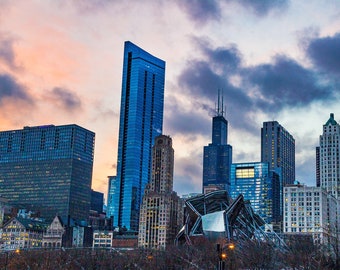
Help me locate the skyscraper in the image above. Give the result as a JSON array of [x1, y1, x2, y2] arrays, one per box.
[[202, 92, 232, 194], [261, 121, 295, 187], [107, 41, 165, 230], [0, 124, 95, 221], [317, 113, 340, 199], [261, 121, 295, 225], [230, 162, 280, 225], [138, 135, 182, 250]]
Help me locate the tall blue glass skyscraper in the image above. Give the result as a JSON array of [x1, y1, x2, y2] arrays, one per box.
[[0, 124, 95, 221], [230, 162, 280, 225], [202, 92, 232, 194], [107, 41, 165, 230]]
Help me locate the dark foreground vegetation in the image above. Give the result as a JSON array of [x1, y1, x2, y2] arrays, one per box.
[[1, 238, 338, 269]]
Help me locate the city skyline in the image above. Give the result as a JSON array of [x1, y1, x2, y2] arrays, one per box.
[[0, 1, 340, 197]]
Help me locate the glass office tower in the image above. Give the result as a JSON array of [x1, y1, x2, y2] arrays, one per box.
[[230, 162, 280, 225], [202, 92, 232, 194], [0, 125, 95, 221], [107, 41, 165, 230]]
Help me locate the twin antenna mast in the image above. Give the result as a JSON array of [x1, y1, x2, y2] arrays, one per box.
[[215, 89, 226, 117]]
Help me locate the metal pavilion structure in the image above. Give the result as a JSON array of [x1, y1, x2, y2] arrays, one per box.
[[175, 190, 287, 251]]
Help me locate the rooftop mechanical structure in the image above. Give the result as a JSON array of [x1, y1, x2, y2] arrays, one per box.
[[175, 190, 286, 251]]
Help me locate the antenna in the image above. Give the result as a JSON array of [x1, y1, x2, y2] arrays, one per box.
[[217, 89, 220, 116], [221, 94, 224, 117]]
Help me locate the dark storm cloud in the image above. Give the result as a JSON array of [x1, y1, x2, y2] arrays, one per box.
[[0, 74, 33, 104], [244, 55, 334, 112], [50, 87, 82, 111], [0, 33, 17, 70], [307, 33, 340, 76]]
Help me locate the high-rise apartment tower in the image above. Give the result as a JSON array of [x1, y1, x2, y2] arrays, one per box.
[[202, 91, 232, 194], [107, 41, 165, 230], [138, 135, 182, 250], [0, 124, 95, 221]]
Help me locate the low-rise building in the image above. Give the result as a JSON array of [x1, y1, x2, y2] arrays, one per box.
[[92, 230, 113, 248], [42, 215, 65, 248], [1, 217, 47, 250], [283, 183, 338, 247]]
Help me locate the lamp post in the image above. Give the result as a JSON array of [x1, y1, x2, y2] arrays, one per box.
[[227, 243, 235, 270], [4, 249, 20, 270], [217, 242, 236, 270], [217, 244, 226, 270]]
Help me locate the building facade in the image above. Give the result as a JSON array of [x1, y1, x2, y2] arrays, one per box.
[[202, 92, 232, 194], [138, 135, 182, 250], [261, 121, 295, 222], [317, 113, 340, 199], [107, 41, 165, 230], [283, 183, 338, 247], [1, 217, 47, 250], [42, 215, 65, 248], [91, 190, 104, 213], [261, 121, 295, 186], [230, 162, 280, 225], [92, 231, 114, 248], [0, 124, 95, 221]]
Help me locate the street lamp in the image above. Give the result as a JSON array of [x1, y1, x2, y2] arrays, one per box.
[[217, 244, 226, 270], [4, 249, 20, 270], [228, 243, 235, 250]]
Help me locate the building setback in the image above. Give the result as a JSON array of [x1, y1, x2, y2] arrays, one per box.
[[317, 113, 340, 199], [0, 124, 95, 221], [202, 92, 232, 194], [138, 135, 183, 250], [107, 41, 165, 231]]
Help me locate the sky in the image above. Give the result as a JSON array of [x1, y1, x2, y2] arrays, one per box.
[[1, 0, 340, 200]]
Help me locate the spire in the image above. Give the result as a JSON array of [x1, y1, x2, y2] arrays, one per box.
[[216, 89, 225, 117], [325, 113, 338, 126]]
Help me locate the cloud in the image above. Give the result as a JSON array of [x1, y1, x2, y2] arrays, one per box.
[[174, 38, 338, 137], [175, 0, 221, 25], [237, 0, 289, 16], [244, 55, 335, 112], [67, 0, 118, 13], [0, 32, 19, 70], [46, 87, 82, 111], [165, 97, 210, 137], [175, 0, 289, 24], [0, 74, 33, 104], [307, 33, 340, 76]]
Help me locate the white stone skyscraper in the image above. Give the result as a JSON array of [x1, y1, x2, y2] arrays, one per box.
[[138, 135, 183, 250], [318, 113, 340, 199]]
